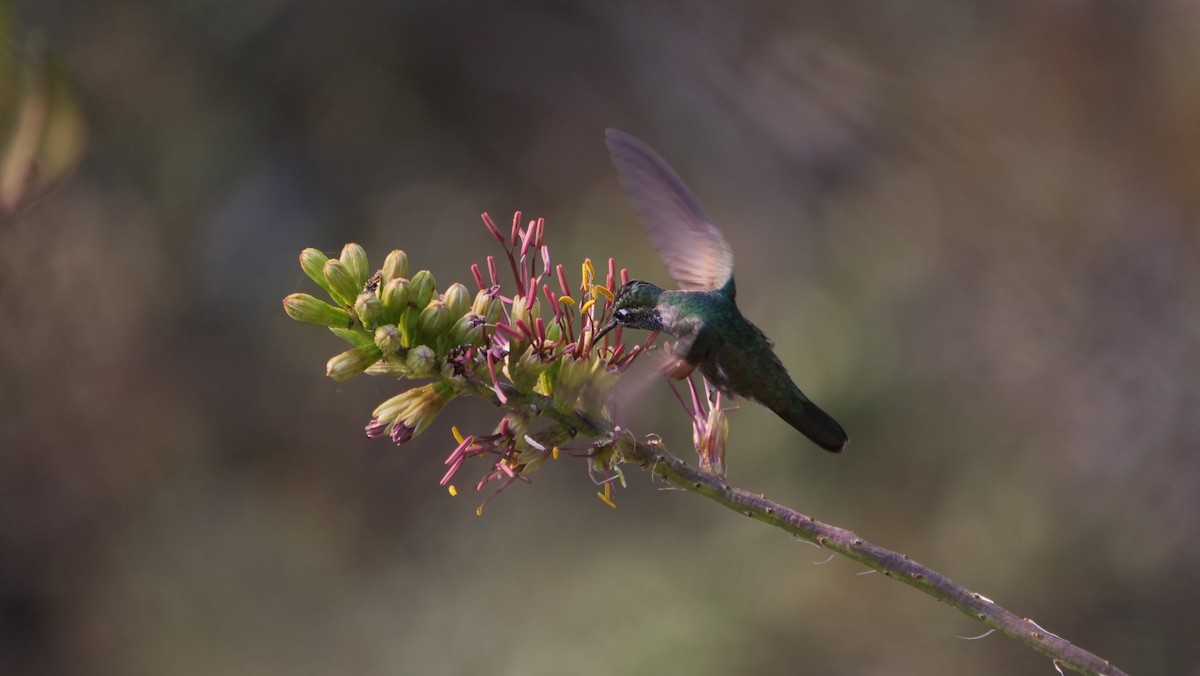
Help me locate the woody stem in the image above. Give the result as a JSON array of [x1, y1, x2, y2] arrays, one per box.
[[494, 386, 1127, 676]]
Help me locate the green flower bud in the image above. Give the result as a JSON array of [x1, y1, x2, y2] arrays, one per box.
[[339, 243, 369, 290], [409, 269, 436, 310], [405, 344, 437, 376], [471, 289, 493, 316], [283, 293, 353, 327], [417, 299, 452, 339], [355, 291, 383, 329], [450, 313, 485, 346], [326, 344, 383, 381], [544, 320, 563, 343], [382, 249, 409, 283], [299, 248, 331, 288], [443, 282, 471, 319], [509, 294, 530, 328], [380, 277, 410, 324], [374, 325, 403, 356], [322, 258, 358, 306], [510, 294, 541, 325], [300, 248, 346, 303], [485, 294, 504, 324]]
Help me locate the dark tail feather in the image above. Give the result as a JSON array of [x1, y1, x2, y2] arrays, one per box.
[[779, 397, 848, 453]]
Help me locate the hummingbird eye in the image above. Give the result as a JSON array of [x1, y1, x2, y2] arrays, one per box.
[[616, 309, 629, 320]]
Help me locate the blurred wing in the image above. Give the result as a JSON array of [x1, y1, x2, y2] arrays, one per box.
[[606, 129, 734, 291]]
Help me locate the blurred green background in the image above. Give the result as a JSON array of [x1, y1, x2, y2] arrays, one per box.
[[3, 2, 1198, 674]]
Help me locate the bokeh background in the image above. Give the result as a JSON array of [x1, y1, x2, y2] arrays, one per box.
[[3, 1, 1199, 674]]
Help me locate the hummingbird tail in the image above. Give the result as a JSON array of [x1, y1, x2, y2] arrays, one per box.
[[779, 397, 848, 453]]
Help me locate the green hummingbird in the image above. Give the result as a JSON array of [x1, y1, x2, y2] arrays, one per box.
[[595, 129, 848, 452]]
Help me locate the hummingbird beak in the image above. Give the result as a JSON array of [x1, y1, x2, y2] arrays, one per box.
[[592, 319, 619, 343]]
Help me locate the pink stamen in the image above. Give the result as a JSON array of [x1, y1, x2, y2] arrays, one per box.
[[471, 263, 485, 290], [486, 350, 507, 403], [445, 435, 475, 465], [440, 456, 466, 485], [556, 264, 570, 297], [494, 323, 523, 341], [686, 376, 704, 422], [481, 212, 505, 243], [520, 221, 536, 258], [515, 319, 534, 340], [542, 285, 561, 322]]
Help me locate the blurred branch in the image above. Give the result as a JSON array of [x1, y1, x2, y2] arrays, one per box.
[[513, 387, 1130, 676], [0, 21, 88, 216]]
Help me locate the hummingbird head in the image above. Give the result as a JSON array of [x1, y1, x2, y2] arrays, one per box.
[[593, 280, 665, 341]]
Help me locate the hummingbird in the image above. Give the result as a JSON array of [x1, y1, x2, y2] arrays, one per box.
[[595, 128, 848, 452]]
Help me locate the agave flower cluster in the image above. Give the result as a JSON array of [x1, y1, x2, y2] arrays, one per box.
[[284, 212, 665, 505]]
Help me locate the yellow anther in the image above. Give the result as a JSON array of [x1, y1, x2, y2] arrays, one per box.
[[591, 285, 613, 302], [581, 258, 595, 289], [448, 485, 458, 497], [596, 482, 616, 509], [451, 426, 465, 445]]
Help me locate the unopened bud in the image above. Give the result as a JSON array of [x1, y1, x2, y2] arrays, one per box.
[[339, 243, 369, 290], [443, 283, 471, 319], [326, 344, 383, 381], [418, 299, 452, 338], [471, 289, 493, 316], [380, 277, 410, 324], [355, 291, 383, 329], [485, 294, 504, 324], [374, 324, 402, 356], [381, 249, 409, 283], [283, 293, 353, 327], [299, 248, 331, 288], [451, 313, 485, 346], [509, 294, 530, 328], [409, 269, 436, 310], [322, 258, 358, 306], [405, 344, 438, 376]]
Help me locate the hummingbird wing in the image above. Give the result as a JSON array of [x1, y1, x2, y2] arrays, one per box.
[[605, 129, 735, 292]]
